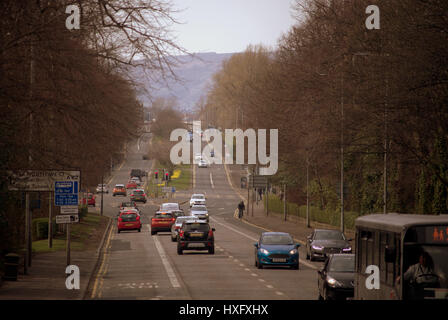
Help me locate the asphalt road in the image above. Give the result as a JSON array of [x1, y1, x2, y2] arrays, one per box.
[[87, 133, 323, 300]]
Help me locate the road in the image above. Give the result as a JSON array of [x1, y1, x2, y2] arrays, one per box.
[[87, 132, 323, 300]]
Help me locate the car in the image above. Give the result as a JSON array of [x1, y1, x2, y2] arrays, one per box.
[[194, 153, 202, 162], [317, 254, 355, 300], [171, 216, 194, 242], [177, 220, 215, 255], [130, 169, 146, 179], [150, 212, 176, 235], [126, 180, 138, 189], [189, 205, 209, 222], [254, 232, 300, 269], [198, 159, 208, 168], [96, 184, 109, 193], [159, 202, 184, 217], [189, 194, 206, 207], [113, 184, 127, 197], [130, 189, 147, 203], [120, 201, 137, 210], [81, 193, 96, 206], [306, 229, 352, 261], [130, 176, 142, 186], [117, 210, 142, 233]]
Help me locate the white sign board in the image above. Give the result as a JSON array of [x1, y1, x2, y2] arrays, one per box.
[[61, 206, 78, 214], [7, 170, 80, 191], [56, 214, 79, 224]]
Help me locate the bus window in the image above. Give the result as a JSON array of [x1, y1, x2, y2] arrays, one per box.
[[380, 232, 387, 282], [386, 233, 395, 286]]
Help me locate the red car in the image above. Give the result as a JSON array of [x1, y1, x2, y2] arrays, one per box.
[[117, 210, 142, 233], [126, 180, 138, 189], [150, 212, 175, 235], [81, 193, 96, 206]]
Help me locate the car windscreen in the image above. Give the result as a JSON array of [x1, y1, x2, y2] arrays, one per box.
[[121, 214, 137, 221], [161, 204, 178, 210], [121, 202, 134, 207], [261, 234, 293, 245], [175, 217, 191, 224], [154, 213, 173, 219], [314, 230, 345, 240], [193, 195, 205, 199], [329, 256, 355, 272], [134, 190, 144, 194], [192, 207, 207, 212], [184, 223, 209, 232]]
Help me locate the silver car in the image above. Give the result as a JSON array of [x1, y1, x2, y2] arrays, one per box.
[[190, 205, 209, 222], [189, 194, 206, 207], [170, 215, 194, 242], [96, 184, 109, 193]]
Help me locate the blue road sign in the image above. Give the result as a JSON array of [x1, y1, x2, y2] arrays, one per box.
[[55, 181, 78, 206]]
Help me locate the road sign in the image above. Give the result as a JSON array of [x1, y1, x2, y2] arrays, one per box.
[[249, 175, 268, 188], [55, 181, 78, 206], [61, 206, 78, 214], [56, 214, 79, 224], [171, 187, 176, 193], [7, 170, 80, 191]]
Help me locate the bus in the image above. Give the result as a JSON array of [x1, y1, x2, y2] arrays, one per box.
[[354, 213, 448, 300]]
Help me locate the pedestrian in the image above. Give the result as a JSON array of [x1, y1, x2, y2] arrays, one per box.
[[258, 188, 263, 201], [238, 201, 245, 219]]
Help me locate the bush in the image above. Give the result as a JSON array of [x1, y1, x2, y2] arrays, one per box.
[[32, 218, 56, 240]]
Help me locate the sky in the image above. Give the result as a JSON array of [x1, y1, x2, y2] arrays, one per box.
[[170, 0, 297, 54]]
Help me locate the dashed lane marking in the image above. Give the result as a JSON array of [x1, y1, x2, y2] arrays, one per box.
[[151, 226, 181, 288]]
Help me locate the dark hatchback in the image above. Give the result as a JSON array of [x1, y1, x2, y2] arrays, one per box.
[[318, 254, 355, 300], [177, 220, 215, 255], [306, 229, 352, 261]]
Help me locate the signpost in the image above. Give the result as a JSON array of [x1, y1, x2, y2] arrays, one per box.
[[56, 215, 79, 224], [6, 170, 80, 272]]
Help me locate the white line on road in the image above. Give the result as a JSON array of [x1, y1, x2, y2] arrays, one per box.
[[151, 228, 181, 288], [210, 172, 214, 189]]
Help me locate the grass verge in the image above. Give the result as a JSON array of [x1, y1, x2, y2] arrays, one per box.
[[32, 212, 109, 254]]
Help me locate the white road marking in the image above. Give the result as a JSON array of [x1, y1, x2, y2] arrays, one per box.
[[258, 279, 265, 282], [151, 227, 181, 288], [266, 284, 274, 289], [250, 273, 258, 277], [209, 216, 318, 270], [210, 172, 214, 189], [276, 291, 284, 296]]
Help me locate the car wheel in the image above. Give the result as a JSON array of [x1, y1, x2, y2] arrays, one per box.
[[151, 230, 156, 235], [118, 230, 121, 233], [177, 246, 183, 255], [306, 250, 310, 260], [318, 293, 324, 301], [255, 259, 258, 267], [291, 263, 299, 270], [257, 260, 263, 269], [310, 252, 315, 262], [138, 228, 141, 232], [171, 236, 176, 242], [208, 246, 215, 254]]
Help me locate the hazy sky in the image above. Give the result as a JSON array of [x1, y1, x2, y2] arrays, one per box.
[[171, 0, 297, 54]]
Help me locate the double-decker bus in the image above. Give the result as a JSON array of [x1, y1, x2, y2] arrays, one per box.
[[355, 213, 448, 300]]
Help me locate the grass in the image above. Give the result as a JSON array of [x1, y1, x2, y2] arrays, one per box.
[[265, 193, 360, 231], [32, 212, 108, 254], [146, 162, 192, 197]]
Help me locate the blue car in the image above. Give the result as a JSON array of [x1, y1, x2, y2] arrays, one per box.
[[254, 232, 300, 269]]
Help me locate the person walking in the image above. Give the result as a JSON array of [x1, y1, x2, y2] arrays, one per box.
[[238, 201, 245, 219]]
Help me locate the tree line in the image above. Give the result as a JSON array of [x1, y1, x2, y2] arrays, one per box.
[[0, 0, 183, 253], [200, 0, 448, 216]]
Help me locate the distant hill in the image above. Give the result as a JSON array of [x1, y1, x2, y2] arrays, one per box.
[[132, 52, 235, 111]]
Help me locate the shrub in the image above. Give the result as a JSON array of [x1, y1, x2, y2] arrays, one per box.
[[32, 217, 56, 240]]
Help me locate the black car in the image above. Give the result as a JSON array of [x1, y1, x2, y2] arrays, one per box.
[[306, 229, 352, 261], [177, 220, 215, 255], [318, 254, 355, 300]]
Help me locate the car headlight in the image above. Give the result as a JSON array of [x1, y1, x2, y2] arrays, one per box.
[[327, 276, 341, 288], [289, 248, 298, 255], [342, 247, 352, 252], [312, 245, 323, 250], [259, 248, 269, 255]]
